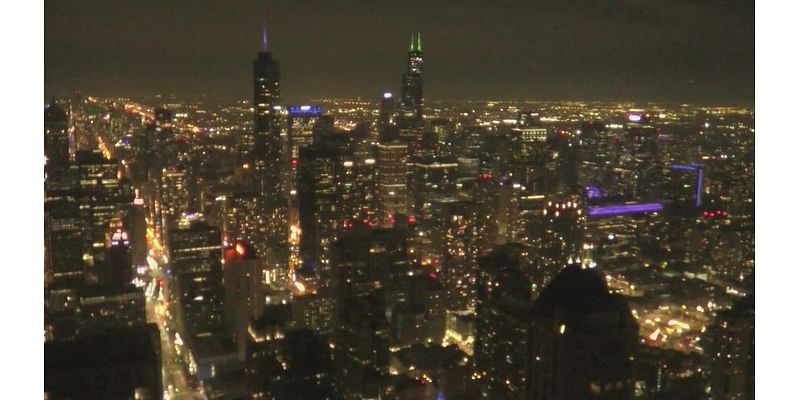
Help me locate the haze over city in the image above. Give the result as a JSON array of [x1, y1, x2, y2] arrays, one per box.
[[42, 1, 756, 399], [45, 0, 753, 105]]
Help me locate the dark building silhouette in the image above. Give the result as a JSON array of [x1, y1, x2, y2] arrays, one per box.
[[223, 240, 265, 361], [247, 322, 339, 400], [45, 100, 70, 169], [250, 30, 282, 198], [45, 193, 84, 287], [298, 119, 351, 267], [45, 324, 161, 400], [379, 91, 397, 135], [708, 297, 754, 400], [400, 32, 424, 128], [330, 226, 416, 399], [475, 246, 638, 399], [474, 245, 540, 399], [245, 303, 294, 398], [528, 264, 639, 400], [168, 220, 225, 338]]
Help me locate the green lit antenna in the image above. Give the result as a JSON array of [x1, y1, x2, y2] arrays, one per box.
[[410, 33, 414, 51], [417, 32, 422, 51]]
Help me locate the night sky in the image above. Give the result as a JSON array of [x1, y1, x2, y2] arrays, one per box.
[[45, 0, 753, 105]]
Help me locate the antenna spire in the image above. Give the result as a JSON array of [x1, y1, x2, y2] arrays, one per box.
[[262, 22, 268, 51], [417, 32, 422, 51]]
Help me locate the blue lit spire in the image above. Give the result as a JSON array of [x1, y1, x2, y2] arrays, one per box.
[[262, 22, 268, 51]]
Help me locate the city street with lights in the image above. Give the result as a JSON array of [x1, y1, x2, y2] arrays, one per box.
[[145, 219, 205, 400]]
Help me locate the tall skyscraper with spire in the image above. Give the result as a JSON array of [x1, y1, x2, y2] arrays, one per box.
[[400, 32, 424, 127], [249, 25, 282, 196], [249, 26, 289, 264]]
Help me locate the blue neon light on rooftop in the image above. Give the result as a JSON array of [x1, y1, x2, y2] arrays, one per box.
[[288, 105, 322, 116], [587, 202, 663, 218], [585, 186, 604, 199], [671, 163, 704, 207]]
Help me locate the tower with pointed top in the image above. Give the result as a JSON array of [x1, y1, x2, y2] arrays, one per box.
[[250, 26, 282, 193], [400, 32, 424, 127], [248, 27, 281, 174], [249, 27, 288, 253]]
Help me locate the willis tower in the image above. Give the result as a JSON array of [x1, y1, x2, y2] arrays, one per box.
[[399, 32, 424, 128]]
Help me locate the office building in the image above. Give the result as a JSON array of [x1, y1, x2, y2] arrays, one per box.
[[223, 241, 265, 360], [528, 264, 639, 399], [376, 141, 410, 224], [399, 32, 424, 127], [708, 297, 754, 400], [45, 100, 70, 170], [45, 193, 84, 286], [45, 324, 161, 400], [168, 220, 225, 337], [474, 246, 638, 399]]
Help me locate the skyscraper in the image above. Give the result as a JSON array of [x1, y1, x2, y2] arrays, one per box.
[[399, 32, 424, 128], [250, 28, 282, 201], [72, 150, 133, 274], [168, 220, 225, 338], [474, 247, 639, 399], [376, 141, 410, 224], [45, 100, 70, 170], [45, 324, 162, 400], [223, 241, 265, 361], [45, 194, 84, 287], [528, 265, 639, 399], [708, 297, 754, 400]]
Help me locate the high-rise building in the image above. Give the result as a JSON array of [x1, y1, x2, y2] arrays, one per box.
[[379, 92, 397, 135], [376, 141, 409, 224], [329, 225, 420, 398], [126, 198, 148, 267], [334, 290, 390, 400], [247, 30, 290, 281], [287, 105, 323, 160], [45, 100, 70, 169], [297, 123, 351, 268], [72, 150, 133, 273], [154, 107, 174, 164], [45, 324, 162, 400], [223, 241, 265, 361], [45, 193, 84, 287], [168, 220, 225, 337], [708, 297, 754, 400], [250, 29, 282, 201], [246, 324, 338, 400], [100, 226, 133, 288], [474, 247, 638, 399], [528, 264, 639, 399], [431, 198, 480, 312], [400, 32, 424, 127], [159, 166, 189, 227], [244, 303, 293, 398]]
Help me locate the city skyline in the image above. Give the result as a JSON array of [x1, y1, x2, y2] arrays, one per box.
[[42, 2, 756, 399], [45, 0, 753, 105]]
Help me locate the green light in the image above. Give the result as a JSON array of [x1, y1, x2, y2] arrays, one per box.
[[417, 32, 422, 51], [410, 33, 414, 51]]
